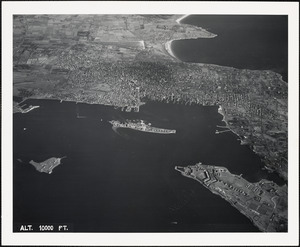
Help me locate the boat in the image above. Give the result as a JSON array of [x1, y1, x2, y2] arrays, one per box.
[[109, 119, 176, 134]]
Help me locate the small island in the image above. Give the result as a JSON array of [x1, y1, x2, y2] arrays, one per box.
[[29, 156, 66, 174], [109, 119, 176, 134], [175, 162, 287, 232]]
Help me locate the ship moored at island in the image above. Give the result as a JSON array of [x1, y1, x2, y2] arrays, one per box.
[[109, 120, 176, 134]]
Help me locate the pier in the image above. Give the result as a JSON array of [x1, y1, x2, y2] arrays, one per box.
[[14, 104, 40, 114], [215, 129, 231, 134]]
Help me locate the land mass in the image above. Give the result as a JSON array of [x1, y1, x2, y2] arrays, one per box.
[[13, 15, 287, 182], [109, 119, 176, 134], [29, 156, 66, 174], [175, 162, 287, 232]]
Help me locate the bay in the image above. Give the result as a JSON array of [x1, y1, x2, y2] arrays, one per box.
[[13, 99, 282, 232], [172, 15, 288, 82]]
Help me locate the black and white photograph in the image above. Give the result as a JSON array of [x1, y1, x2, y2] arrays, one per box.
[[2, 1, 299, 246]]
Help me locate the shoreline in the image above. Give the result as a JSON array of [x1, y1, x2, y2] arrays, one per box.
[[164, 14, 217, 63], [174, 15, 286, 82], [174, 166, 261, 231], [217, 105, 243, 140], [164, 40, 180, 61], [175, 164, 287, 232], [176, 14, 190, 24]]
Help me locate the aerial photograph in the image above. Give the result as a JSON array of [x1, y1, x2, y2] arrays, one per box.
[[13, 14, 288, 233]]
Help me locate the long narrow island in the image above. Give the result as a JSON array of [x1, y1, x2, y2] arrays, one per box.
[[175, 162, 287, 232], [29, 156, 66, 174], [109, 120, 176, 134]]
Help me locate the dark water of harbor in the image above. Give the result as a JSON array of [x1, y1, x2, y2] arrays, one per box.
[[13, 99, 284, 232], [172, 15, 288, 82]]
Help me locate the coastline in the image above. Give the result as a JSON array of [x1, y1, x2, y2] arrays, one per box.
[[175, 165, 287, 232], [164, 14, 217, 62], [217, 105, 243, 139], [176, 14, 190, 24], [164, 41, 180, 61], [174, 166, 260, 231], [174, 15, 286, 83]]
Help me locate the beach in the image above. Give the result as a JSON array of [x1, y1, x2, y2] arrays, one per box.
[[176, 14, 189, 24], [164, 41, 179, 61]]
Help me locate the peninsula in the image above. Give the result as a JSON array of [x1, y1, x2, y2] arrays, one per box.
[[175, 162, 287, 232], [29, 156, 66, 174]]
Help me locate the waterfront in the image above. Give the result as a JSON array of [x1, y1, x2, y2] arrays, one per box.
[[13, 99, 284, 232], [172, 15, 288, 82]]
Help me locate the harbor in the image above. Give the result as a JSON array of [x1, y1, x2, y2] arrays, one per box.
[[14, 98, 280, 232]]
